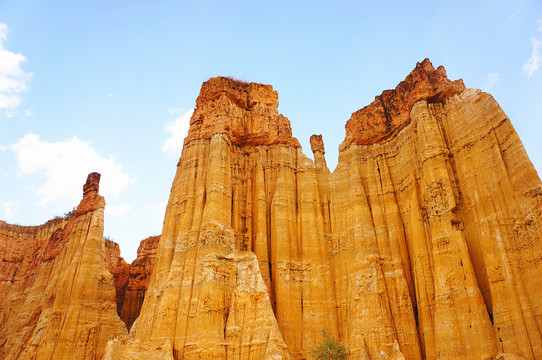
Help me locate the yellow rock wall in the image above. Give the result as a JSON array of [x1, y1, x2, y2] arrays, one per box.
[[0, 173, 127, 360], [2, 60, 541, 360], [117, 65, 541, 360]]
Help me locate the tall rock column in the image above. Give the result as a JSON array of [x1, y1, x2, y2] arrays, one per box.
[[412, 101, 498, 359], [112, 78, 293, 360], [20, 173, 127, 360], [433, 89, 542, 359], [0, 173, 127, 360]]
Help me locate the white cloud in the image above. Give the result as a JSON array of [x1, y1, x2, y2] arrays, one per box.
[[107, 93, 114, 99], [162, 108, 193, 157], [106, 202, 132, 219], [23, 107, 34, 117], [537, 18, 542, 32], [149, 199, 168, 218], [11, 134, 135, 207], [0, 144, 7, 150], [523, 37, 542, 76], [3, 200, 19, 219], [168, 107, 185, 115], [0, 23, 32, 117], [485, 73, 500, 91]]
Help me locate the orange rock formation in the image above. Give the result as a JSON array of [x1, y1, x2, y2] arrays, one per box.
[[105, 60, 542, 360], [0, 173, 127, 360], [1, 60, 541, 360], [118, 235, 159, 329]]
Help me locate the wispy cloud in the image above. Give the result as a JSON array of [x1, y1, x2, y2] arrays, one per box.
[[0, 23, 32, 117], [3, 200, 19, 219], [106, 202, 132, 219], [23, 107, 34, 117], [162, 108, 193, 157], [149, 200, 167, 218], [537, 18, 542, 32], [485, 73, 500, 91], [168, 107, 185, 115], [106, 93, 114, 99], [523, 37, 542, 76], [508, 0, 525, 20], [11, 134, 136, 208]]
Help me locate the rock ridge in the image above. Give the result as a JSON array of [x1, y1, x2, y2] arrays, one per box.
[[185, 76, 301, 148], [0, 173, 127, 360], [341, 58, 466, 149]]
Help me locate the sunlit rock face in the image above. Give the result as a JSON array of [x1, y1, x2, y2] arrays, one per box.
[[107, 61, 542, 360], [2, 60, 541, 360], [0, 173, 127, 360]]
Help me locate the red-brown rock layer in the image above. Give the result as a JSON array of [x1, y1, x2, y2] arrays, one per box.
[[341, 58, 465, 149], [185, 76, 300, 148], [119, 235, 159, 329], [102, 235, 159, 330], [103, 238, 130, 316], [102, 235, 160, 330]]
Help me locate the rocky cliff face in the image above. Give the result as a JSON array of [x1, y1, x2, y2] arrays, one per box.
[[103, 237, 130, 317], [106, 61, 542, 360], [0, 173, 127, 360], [117, 235, 159, 329], [1, 60, 541, 360], [102, 235, 159, 330]]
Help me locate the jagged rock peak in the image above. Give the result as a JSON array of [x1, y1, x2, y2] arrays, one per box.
[[341, 58, 466, 149], [310, 134, 325, 154], [83, 172, 101, 197], [74, 172, 105, 216], [184, 76, 301, 148]]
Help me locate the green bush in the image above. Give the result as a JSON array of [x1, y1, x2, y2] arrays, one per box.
[[310, 330, 349, 360]]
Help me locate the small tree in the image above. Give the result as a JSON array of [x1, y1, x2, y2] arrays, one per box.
[[310, 330, 349, 360]]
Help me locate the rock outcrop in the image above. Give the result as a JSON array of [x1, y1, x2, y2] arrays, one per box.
[[110, 62, 541, 360], [0, 173, 127, 360], [103, 238, 130, 317], [1, 60, 541, 360], [117, 235, 159, 329], [102, 235, 159, 330]]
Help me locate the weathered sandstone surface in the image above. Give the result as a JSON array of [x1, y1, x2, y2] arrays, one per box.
[[1, 59, 541, 360], [107, 60, 542, 360], [0, 173, 127, 359], [102, 235, 159, 330], [117, 235, 159, 329], [103, 237, 130, 316]]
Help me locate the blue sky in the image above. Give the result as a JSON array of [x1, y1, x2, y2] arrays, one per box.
[[1, 0, 541, 262]]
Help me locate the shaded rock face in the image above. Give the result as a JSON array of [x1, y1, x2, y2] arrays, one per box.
[[101, 235, 160, 331], [102, 235, 159, 330], [0, 173, 127, 360], [122, 236, 160, 329], [102, 238, 130, 317], [108, 60, 542, 360]]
